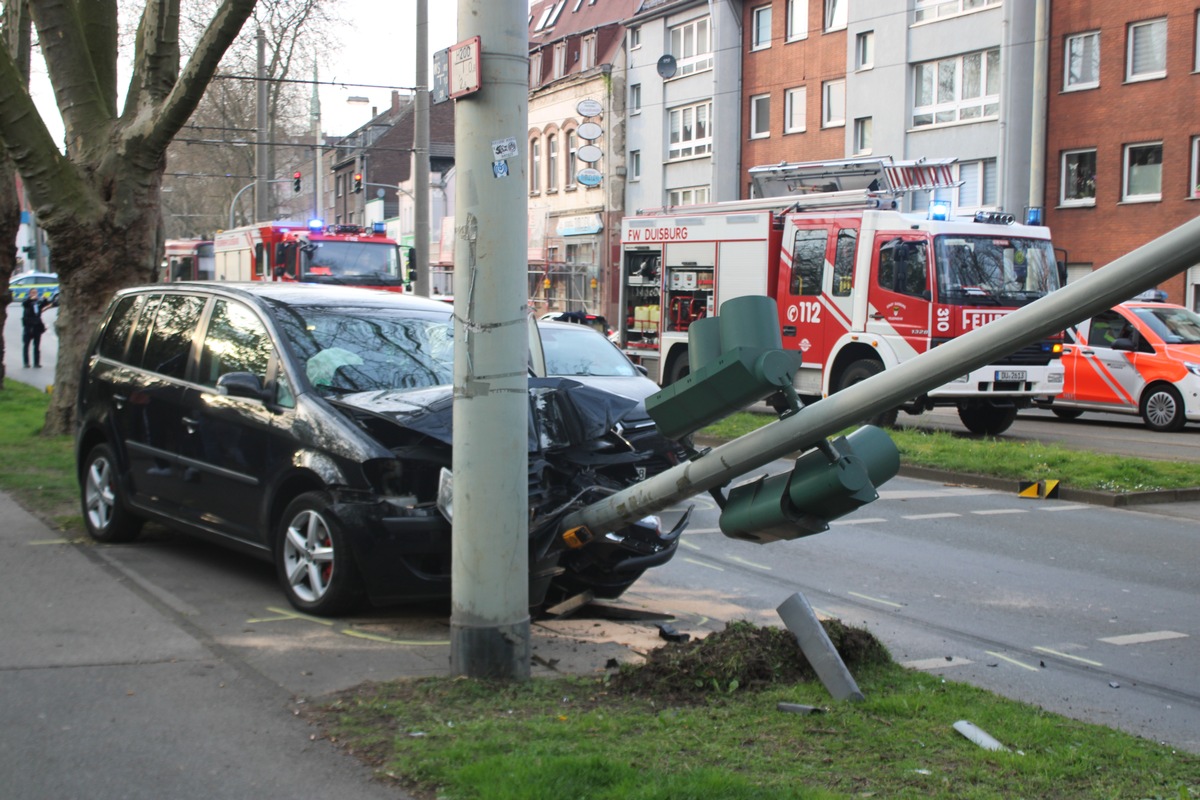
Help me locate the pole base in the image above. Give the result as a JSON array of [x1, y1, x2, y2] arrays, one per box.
[[449, 617, 532, 680]]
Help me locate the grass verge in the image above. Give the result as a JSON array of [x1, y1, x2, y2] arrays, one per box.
[[0, 380, 79, 529], [698, 412, 1200, 493]]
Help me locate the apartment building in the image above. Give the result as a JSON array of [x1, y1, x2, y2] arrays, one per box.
[[1045, 1, 1199, 307]]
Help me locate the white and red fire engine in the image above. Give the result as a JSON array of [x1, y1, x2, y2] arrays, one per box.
[[161, 239, 214, 282], [213, 220, 406, 292], [618, 157, 1066, 435]]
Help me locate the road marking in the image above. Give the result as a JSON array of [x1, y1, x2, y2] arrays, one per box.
[[682, 557, 724, 571], [901, 512, 961, 520], [342, 629, 449, 646], [904, 656, 974, 670], [1034, 646, 1103, 666], [1099, 630, 1189, 646], [848, 591, 903, 608], [679, 538, 702, 551], [971, 508, 1028, 516], [683, 527, 721, 535], [830, 517, 887, 526], [1037, 505, 1080, 512], [985, 650, 1040, 672], [246, 606, 335, 626], [728, 555, 771, 571], [28, 538, 73, 545]]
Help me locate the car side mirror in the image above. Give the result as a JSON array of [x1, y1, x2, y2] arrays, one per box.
[[216, 371, 271, 401]]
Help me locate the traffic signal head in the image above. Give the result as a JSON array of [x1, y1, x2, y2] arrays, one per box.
[[645, 295, 802, 441], [353, 173, 363, 192], [292, 171, 302, 192], [718, 425, 900, 544]]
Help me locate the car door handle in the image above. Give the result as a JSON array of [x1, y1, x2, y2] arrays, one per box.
[[182, 416, 199, 434], [112, 393, 127, 410]]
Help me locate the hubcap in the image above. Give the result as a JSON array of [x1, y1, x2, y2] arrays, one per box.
[[283, 509, 335, 603], [1145, 393, 1177, 428], [85, 457, 115, 531]]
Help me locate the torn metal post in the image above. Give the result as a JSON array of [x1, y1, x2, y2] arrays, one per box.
[[777, 592, 865, 702]]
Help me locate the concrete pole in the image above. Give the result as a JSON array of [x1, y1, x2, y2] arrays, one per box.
[[561, 215, 1200, 537], [312, 63, 323, 221], [450, 0, 531, 680], [255, 29, 269, 222], [1028, 0, 1049, 215], [414, 0, 432, 296]]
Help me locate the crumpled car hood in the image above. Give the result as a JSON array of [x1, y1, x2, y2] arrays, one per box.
[[328, 377, 641, 453]]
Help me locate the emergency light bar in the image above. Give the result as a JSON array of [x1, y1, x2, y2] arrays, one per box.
[[973, 210, 1016, 226], [308, 218, 324, 231], [927, 200, 952, 221]]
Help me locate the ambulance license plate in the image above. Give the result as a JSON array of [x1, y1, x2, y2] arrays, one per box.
[[995, 370, 1026, 382]]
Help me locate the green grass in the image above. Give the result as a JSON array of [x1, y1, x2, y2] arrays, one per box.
[[698, 412, 1200, 493], [314, 662, 1199, 800], [0, 380, 80, 529]]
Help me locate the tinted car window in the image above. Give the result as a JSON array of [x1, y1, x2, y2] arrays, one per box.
[[98, 295, 144, 361], [141, 294, 205, 379], [198, 299, 273, 387]]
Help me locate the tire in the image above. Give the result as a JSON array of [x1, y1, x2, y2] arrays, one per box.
[[958, 404, 1018, 436], [1140, 384, 1186, 432], [275, 491, 364, 616], [81, 443, 144, 543], [836, 359, 899, 427], [664, 351, 690, 385], [1051, 408, 1084, 421]]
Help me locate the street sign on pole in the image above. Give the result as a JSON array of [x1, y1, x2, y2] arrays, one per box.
[[450, 36, 482, 99]]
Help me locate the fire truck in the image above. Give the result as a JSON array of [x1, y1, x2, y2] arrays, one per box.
[[212, 220, 406, 292], [618, 157, 1066, 435], [161, 239, 214, 282]]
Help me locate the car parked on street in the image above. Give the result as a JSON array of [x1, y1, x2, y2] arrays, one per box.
[[8, 271, 59, 304], [1035, 298, 1200, 431], [76, 283, 686, 616]]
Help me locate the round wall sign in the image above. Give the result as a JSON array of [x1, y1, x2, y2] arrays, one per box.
[[576, 168, 603, 187], [577, 144, 603, 163], [577, 121, 603, 141], [576, 98, 603, 117]]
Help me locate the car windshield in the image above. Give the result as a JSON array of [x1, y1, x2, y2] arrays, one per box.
[[541, 324, 640, 377], [300, 241, 401, 282], [934, 235, 1061, 306], [1133, 306, 1200, 345], [269, 304, 454, 394]]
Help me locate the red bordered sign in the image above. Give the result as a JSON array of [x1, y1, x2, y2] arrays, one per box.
[[450, 36, 481, 99]]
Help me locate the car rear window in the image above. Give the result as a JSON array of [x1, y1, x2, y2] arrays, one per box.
[[98, 295, 144, 361], [141, 294, 206, 379]]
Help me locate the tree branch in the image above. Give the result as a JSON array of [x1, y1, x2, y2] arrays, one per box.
[[27, 0, 111, 156]]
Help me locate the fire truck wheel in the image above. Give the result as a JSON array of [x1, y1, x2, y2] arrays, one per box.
[[958, 404, 1018, 436], [837, 359, 899, 427], [665, 352, 691, 385], [1140, 384, 1186, 432]]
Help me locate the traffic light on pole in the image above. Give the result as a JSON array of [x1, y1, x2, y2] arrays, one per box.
[[293, 171, 302, 192], [353, 173, 363, 193]]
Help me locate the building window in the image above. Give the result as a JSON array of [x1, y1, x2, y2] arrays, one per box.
[[630, 83, 642, 114], [668, 100, 712, 159], [530, 51, 543, 87], [1061, 149, 1097, 206], [1123, 142, 1162, 202], [529, 137, 541, 194], [853, 117, 872, 154], [581, 35, 597, 70], [335, 174, 344, 197], [547, 134, 558, 192], [856, 31, 875, 70], [566, 130, 578, 186], [822, 79, 845, 128], [1127, 18, 1166, 81], [824, 0, 847, 31], [1195, 13, 1200, 72], [786, 0, 807, 41], [553, 42, 567, 79], [1192, 137, 1200, 198], [750, 93, 770, 138], [670, 17, 713, 76], [913, 48, 1000, 127], [956, 158, 997, 210], [630, 26, 641, 49], [751, 5, 772, 51], [915, 0, 999, 23], [1065, 31, 1100, 90], [630, 149, 641, 181], [784, 86, 807, 133], [668, 186, 710, 206]]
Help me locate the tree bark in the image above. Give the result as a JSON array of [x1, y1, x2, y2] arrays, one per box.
[[0, 0, 255, 433]]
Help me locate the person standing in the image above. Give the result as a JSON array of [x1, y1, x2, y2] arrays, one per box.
[[21, 288, 49, 368]]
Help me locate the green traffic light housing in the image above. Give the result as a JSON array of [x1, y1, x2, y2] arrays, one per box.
[[718, 425, 900, 544], [646, 295, 803, 441]]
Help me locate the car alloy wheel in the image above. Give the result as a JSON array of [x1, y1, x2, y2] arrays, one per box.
[[276, 491, 363, 615]]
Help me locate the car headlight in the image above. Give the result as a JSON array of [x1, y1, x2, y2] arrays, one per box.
[[1185, 362, 1200, 377]]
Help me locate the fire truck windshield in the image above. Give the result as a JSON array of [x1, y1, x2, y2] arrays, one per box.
[[934, 235, 1061, 307], [300, 241, 402, 284]]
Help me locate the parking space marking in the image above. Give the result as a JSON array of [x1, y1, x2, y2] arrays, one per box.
[[971, 508, 1028, 516], [848, 591, 903, 608], [246, 606, 335, 626], [901, 512, 961, 520], [1034, 646, 1103, 667], [1037, 505, 1080, 512], [985, 650, 1040, 672], [342, 629, 449, 647], [679, 538, 703, 551], [1099, 630, 1188, 646], [683, 557, 724, 571], [903, 656, 974, 670], [830, 517, 887, 526], [728, 555, 771, 571]]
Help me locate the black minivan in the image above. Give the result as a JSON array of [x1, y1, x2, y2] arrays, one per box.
[[76, 283, 684, 615]]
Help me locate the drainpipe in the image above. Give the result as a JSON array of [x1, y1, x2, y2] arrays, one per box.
[[1028, 0, 1049, 220]]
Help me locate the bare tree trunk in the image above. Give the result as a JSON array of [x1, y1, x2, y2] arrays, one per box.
[[0, 0, 32, 392]]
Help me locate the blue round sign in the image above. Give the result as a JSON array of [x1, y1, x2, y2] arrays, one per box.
[[576, 168, 602, 187]]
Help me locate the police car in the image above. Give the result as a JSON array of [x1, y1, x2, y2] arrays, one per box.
[[9, 272, 60, 304]]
